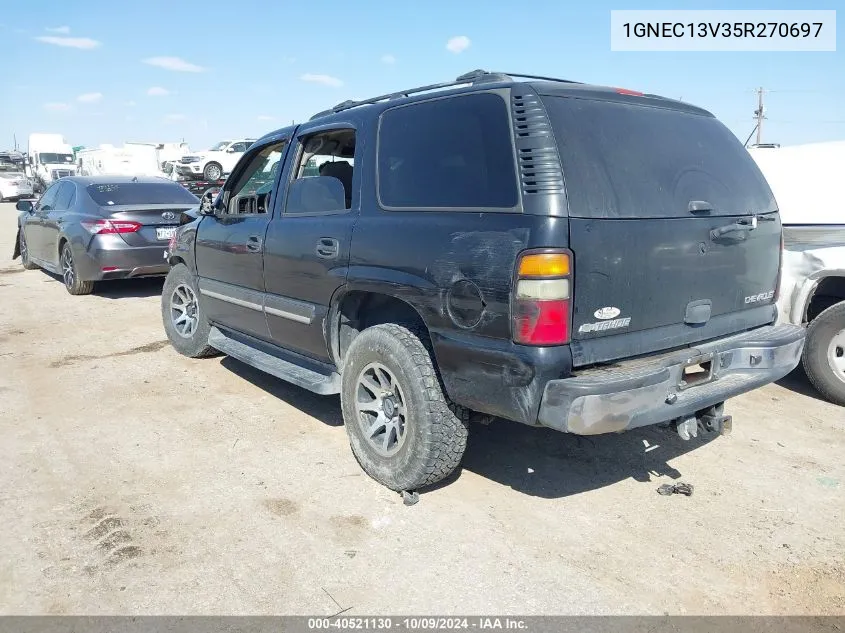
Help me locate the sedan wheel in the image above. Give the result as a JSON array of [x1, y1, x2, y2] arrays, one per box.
[[19, 230, 38, 270], [60, 243, 94, 295]]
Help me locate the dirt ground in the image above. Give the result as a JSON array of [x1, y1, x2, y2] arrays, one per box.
[[0, 202, 843, 616]]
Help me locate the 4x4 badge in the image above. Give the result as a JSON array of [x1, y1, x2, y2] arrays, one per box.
[[594, 307, 621, 320]]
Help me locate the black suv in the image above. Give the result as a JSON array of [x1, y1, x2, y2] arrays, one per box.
[[162, 70, 805, 491]]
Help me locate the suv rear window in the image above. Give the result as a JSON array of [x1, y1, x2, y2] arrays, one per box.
[[378, 92, 518, 209], [86, 182, 199, 206], [544, 97, 777, 219]]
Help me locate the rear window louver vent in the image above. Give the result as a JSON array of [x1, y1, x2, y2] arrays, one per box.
[[511, 93, 564, 195]]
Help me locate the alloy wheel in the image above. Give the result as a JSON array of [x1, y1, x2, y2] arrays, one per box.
[[170, 283, 199, 338], [61, 246, 75, 288], [355, 362, 408, 456]]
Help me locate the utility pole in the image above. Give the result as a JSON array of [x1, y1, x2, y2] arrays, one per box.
[[753, 87, 765, 146]]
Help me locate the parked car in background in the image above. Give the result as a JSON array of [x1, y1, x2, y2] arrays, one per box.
[[175, 139, 256, 181], [750, 141, 845, 405], [12, 176, 199, 295], [161, 70, 804, 492], [0, 163, 34, 201]]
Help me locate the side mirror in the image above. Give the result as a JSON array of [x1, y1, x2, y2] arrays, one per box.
[[199, 190, 218, 215], [16, 200, 34, 213], [225, 147, 236, 153]]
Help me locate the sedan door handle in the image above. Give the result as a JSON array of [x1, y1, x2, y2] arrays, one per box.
[[246, 235, 262, 252], [316, 237, 339, 259]]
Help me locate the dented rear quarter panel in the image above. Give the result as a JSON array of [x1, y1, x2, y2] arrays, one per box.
[[347, 202, 573, 423]]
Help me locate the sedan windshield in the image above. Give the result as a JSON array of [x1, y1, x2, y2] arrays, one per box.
[[87, 182, 199, 206], [209, 142, 229, 151], [39, 153, 74, 164]]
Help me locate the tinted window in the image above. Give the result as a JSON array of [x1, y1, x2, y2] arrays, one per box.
[[544, 97, 776, 219], [86, 182, 199, 206], [53, 182, 76, 210], [38, 183, 61, 210], [378, 92, 518, 209]]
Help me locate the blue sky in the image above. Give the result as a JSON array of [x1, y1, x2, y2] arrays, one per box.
[[1, 0, 842, 151]]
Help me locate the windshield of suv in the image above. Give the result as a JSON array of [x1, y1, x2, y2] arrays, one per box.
[[209, 142, 229, 151], [86, 182, 200, 206], [39, 153, 74, 164], [544, 97, 777, 219]]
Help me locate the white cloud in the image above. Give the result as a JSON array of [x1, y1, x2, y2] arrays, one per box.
[[46, 26, 70, 34], [147, 86, 169, 96], [165, 113, 187, 122], [77, 92, 102, 103], [35, 35, 100, 49], [300, 73, 343, 87], [381, 54, 396, 65], [143, 56, 205, 72], [43, 102, 70, 112], [125, 100, 136, 107], [257, 115, 275, 121], [446, 35, 471, 54]]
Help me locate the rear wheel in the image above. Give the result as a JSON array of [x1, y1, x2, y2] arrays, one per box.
[[60, 243, 94, 295], [162, 263, 216, 358], [802, 301, 845, 406], [340, 323, 469, 491], [19, 230, 39, 270], [203, 162, 222, 181]]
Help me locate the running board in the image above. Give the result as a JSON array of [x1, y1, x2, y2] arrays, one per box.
[[208, 327, 341, 395]]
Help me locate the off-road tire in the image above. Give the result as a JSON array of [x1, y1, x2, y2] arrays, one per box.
[[18, 230, 39, 270], [203, 162, 223, 181], [61, 243, 94, 295], [802, 301, 845, 406], [161, 263, 217, 358], [340, 323, 469, 491]]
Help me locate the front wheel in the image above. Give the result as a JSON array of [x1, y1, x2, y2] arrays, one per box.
[[340, 323, 469, 491], [802, 301, 845, 406], [161, 263, 217, 358], [19, 230, 39, 270], [61, 243, 94, 295]]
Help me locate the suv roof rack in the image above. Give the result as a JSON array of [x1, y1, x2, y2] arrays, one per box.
[[309, 70, 582, 120]]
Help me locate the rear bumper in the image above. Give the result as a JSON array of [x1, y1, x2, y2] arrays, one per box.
[[75, 237, 171, 281], [538, 323, 805, 435]]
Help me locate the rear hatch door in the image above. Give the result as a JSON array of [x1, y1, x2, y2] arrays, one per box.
[[542, 95, 781, 366]]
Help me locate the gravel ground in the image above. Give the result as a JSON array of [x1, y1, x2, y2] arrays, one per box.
[[0, 202, 842, 615]]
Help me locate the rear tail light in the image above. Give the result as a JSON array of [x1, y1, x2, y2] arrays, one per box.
[[512, 250, 572, 346], [81, 219, 142, 234]]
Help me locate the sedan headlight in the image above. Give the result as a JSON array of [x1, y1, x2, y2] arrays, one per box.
[[180, 156, 201, 164]]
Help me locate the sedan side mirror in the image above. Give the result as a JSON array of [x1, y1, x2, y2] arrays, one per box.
[[16, 200, 34, 213], [225, 147, 236, 153]]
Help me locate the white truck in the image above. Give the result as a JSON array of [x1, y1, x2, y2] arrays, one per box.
[[174, 139, 255, 181], [750, 141, 845, 405], [26, 133, 77, 192]]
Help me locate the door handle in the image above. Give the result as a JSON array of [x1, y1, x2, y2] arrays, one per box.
[[246, 235, 262, 252], [316, 237, 339, 259], [710, 216, 757, 240]]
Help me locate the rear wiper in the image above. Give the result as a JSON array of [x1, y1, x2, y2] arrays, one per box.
[[710, 216, 758, 240]]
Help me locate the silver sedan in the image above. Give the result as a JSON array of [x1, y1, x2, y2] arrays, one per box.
[[12, 176, 199, 295]]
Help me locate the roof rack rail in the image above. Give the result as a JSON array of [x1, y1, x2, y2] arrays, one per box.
[[309, 70, 582, 120]]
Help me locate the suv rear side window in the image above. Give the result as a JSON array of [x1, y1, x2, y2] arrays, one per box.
[[544, 97, 777, 219], [378, 92, 518, 210]]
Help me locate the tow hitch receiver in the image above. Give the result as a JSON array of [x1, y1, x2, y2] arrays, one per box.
[[672, 402, 733, 440]]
